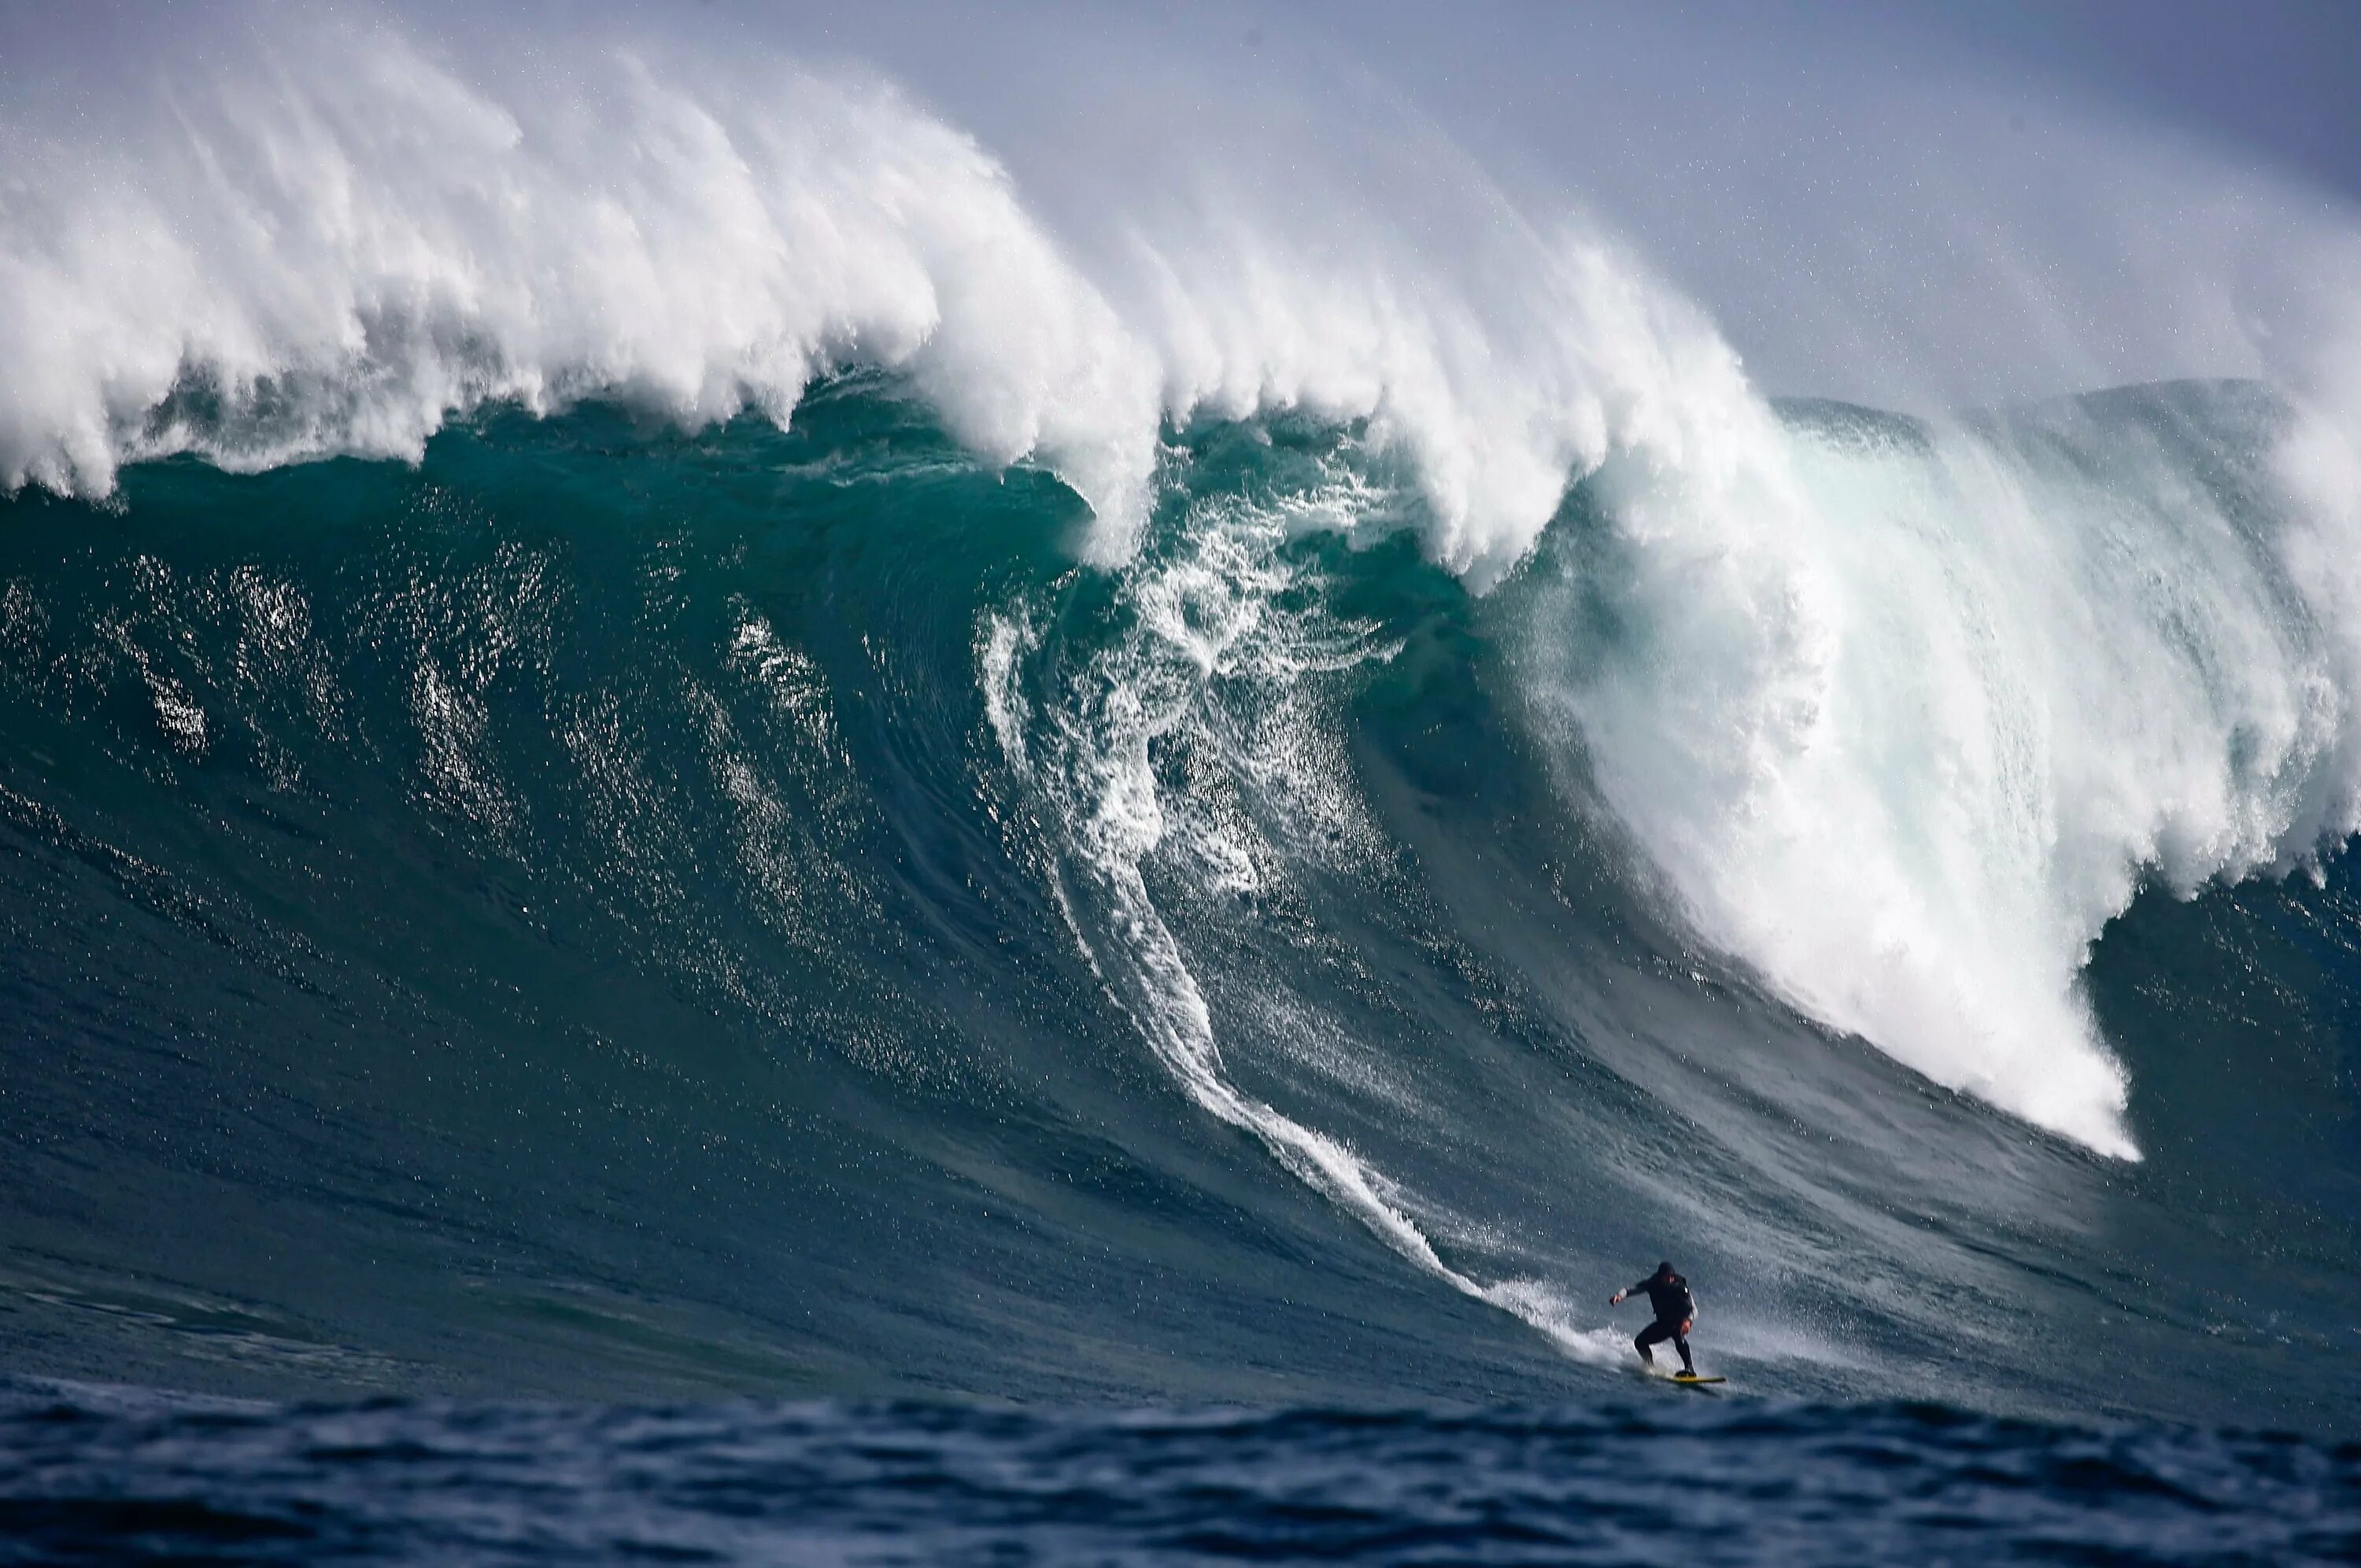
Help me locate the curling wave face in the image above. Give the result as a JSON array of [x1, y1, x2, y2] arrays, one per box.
[[3, 7, 2361, 1430]]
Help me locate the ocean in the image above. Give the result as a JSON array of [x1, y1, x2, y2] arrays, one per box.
[[3, 7, 2360, 1561]]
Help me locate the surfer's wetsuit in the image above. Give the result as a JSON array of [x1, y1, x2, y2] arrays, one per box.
[[1619, 1269, 1697, 1374]]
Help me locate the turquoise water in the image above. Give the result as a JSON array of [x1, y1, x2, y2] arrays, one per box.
[[3, 382, 2356, 1436]]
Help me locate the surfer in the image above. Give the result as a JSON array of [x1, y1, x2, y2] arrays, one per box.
[[1609, 1261, 1698, 1375]]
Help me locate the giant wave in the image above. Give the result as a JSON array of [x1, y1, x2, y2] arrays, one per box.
[[2, 5, 2360, 1431]]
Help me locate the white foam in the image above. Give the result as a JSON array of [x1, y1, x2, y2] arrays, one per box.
[[1520, 382, 2361, 1159], [0, 8, 1758, 587], [0, 16, 1162, 538]]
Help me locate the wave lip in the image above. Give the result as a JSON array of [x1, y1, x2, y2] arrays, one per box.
[[0, 6, 1769, 591], [0, 20, 1164, 537]]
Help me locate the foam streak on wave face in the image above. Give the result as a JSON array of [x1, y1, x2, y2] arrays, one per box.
[[982, 493, 1628, 1366]]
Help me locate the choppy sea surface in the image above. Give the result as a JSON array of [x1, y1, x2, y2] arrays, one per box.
[[4, 1383, 2356, 1566]]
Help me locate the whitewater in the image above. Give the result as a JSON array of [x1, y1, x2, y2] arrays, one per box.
[[4, 2, 2361, 1448]]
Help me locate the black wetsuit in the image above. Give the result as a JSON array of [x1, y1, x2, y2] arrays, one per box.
[[1627, 1273, 1697, 1374]]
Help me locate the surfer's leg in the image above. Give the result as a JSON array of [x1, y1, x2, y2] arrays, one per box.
[[1672, 1327, 1694, 1375], [1634, 1319, 1668, 1366]]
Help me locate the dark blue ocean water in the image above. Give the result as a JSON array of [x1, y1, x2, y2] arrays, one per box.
[[4, 383, 2360, 1556], [3, 1384, 2356, 1566]]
